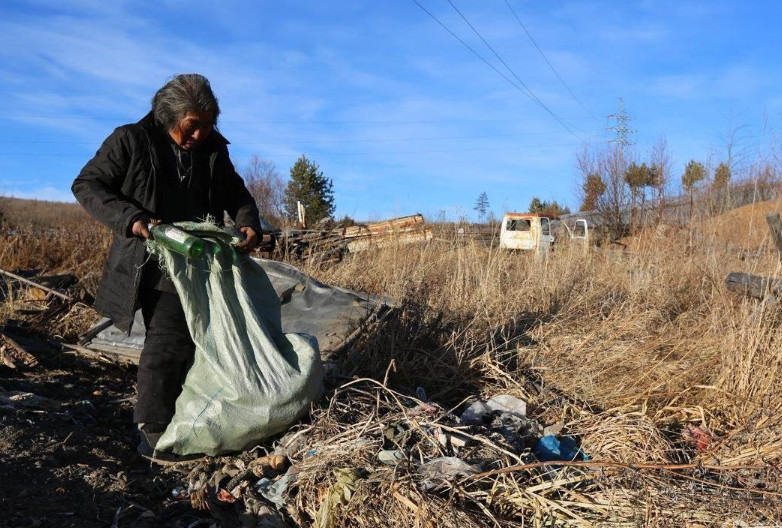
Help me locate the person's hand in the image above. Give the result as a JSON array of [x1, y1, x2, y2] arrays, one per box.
[[132, 219, 152, 239], [132, 218, 160, 239], [236, 226, 259, 251]]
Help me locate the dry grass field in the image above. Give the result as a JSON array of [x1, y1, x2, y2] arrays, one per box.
[[2, 195, 782, 526]]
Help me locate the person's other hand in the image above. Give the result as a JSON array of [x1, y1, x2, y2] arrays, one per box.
[[236, 226, 259, 251], [132, 219, 152, 239]]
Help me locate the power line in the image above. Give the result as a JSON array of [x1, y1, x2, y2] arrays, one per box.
[[0, 114, 598, 125], [0, 141, 607, 159], [503, 0, 596, 119], [440, 0, 584, 142], [0, 130, 593, 146], [409, 1, 534, 98]]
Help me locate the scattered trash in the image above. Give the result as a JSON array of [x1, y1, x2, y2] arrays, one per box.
[[533, 435, 589, 462], [460, 393, 527, 425], [170, 486, 186, 499], [249, 454, 288, 478], [543, 420, 565, 437], [251, 504, 288, 528], [489, 412, 542, 451], [383, 423, 409, 450], [274, 429, 310, 458], [435, 428, 471, 449], [214, 488, 237, 504], [314, 468, 367, 528], [683, 424, 711, 451], [419, 457, 481, 491], [460, 401, 492, 425], [485, 394, 527, 417], [256, 467, 299, 509], [378, 449, 406, 465], [409, 401, 439, 418]]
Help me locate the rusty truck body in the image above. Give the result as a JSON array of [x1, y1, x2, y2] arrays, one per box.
[[499, 213, 589, 251]]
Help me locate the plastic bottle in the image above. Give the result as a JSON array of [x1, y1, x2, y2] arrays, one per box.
[[149, 224, 205, 259]]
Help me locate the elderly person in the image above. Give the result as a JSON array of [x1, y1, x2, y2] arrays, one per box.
[[72, 74, 262, 455]]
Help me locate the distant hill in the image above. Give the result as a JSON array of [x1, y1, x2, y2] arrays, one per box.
[[698, 198, 782, 250], [0, 196, 98, 229]]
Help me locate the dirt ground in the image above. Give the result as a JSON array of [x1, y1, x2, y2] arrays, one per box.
[[0, 340, 217, 528]]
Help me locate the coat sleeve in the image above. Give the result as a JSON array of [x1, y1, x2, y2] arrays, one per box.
[[220, 149, 263, 232], [71, 127, 147, 237]]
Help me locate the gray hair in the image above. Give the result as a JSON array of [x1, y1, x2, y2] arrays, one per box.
[[151, 74, 220, 130]]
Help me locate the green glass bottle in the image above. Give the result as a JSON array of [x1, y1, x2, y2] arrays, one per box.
[[149, 224, 205, 259]]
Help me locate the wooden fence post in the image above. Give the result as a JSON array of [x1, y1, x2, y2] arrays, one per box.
[[765, 212, 782, 259]]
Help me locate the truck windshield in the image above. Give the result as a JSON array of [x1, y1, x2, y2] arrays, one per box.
[[507, 219, 531, 232]]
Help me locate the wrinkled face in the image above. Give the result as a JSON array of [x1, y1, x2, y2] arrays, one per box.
[[168, 110, 215, 150]]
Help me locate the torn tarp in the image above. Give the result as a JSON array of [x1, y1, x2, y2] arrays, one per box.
[[81, 258, 395, 363]]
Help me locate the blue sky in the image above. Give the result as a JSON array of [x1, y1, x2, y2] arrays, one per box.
[[1, 0, 781, 221]]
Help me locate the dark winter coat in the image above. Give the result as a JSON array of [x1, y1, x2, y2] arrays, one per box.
[[72, 112, 261, 334]]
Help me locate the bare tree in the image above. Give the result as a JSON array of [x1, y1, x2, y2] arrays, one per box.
[[244, 155, 286, 228], [575, 143, 630, 239], [599, 145, 631, 239], [649, 136, 671, 224]]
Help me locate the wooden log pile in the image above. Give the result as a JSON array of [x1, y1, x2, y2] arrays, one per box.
[[0, 268, 86, 369], [275, 229, 347, 265], [340, 214, 432, 253], [275, 214, 432, 263]]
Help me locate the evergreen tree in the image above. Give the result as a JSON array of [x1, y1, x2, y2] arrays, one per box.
[[473, 191, 490, 221], [283, 155, 335, 225], [580, 173, 606, 212], [540, 201, 570, 217], [713, 162, 731, 191], [682, 160, 707, 193], [529, 197, 570, 216], [682, 159, 707, 218], [713, 161, 731, 212], [528, 197, 546, 213]]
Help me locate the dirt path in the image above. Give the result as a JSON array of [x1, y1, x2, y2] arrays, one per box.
[[0, 344, 211, 527]]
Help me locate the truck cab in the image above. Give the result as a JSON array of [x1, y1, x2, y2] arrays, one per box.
[[499, 213, 555, 251]]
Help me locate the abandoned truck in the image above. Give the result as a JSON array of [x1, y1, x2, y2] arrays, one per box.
[[499, 213, 589, 251]]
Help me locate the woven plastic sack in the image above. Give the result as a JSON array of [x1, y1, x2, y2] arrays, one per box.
[[146, 222, 324, 456]]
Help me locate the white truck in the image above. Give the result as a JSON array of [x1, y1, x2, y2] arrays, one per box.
[[499, 213, 588, 252]]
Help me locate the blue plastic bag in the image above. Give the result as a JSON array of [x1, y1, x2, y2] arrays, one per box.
[[533, 435, 589, 462]]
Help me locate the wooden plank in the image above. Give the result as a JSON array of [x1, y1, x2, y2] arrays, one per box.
[[0, 330, 39, 368], [77, 319, 114, 346], [766, 213, 782, 258], [62, 343, 140, 365], [0, 268, 73, 301]]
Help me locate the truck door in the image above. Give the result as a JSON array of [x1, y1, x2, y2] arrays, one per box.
[[573, 219, 588, 240], [540, 217, 553, 250]]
